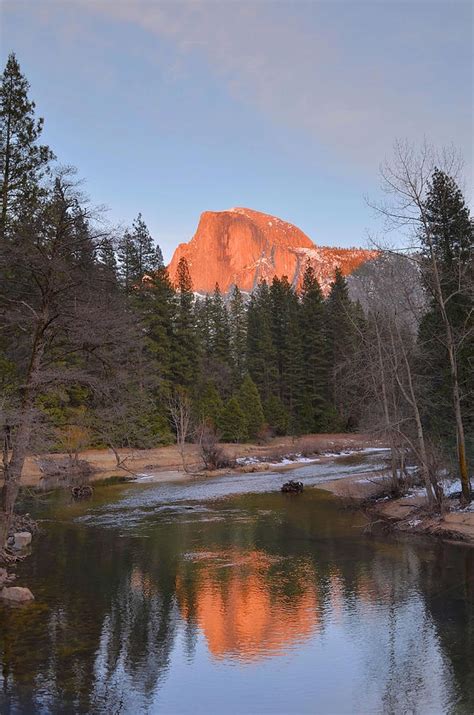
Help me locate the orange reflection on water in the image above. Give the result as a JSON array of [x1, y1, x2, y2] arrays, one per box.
[[176, 549, 320, 662]]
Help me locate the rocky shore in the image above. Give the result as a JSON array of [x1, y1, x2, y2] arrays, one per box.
[[317, 473, 474, 546]]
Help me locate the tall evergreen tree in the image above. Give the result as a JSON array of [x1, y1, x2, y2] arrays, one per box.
[[220, 397, 247, 442], [418, 168, 473, 489], [172, 257, 198, 387], [193, 380, 223, 429], [236, 374, 265, 440], [264, 394, 289, 436], [117, 229, 139, 293], [195, 294, 213, 360], [246, 281, 278, 402], [117, 214, 164, 291], [138, 267, 176, 389], [270, 276, 303, 428], [131, 213, 164, 274], [299, 262, 329, 431], [97, 237, 118, 278], [229, 285, 247, 385], [326, 267, 358, 428], [195, 286, 232, 395], [0, 53, 54, 233], [209, 283, 231, 366]]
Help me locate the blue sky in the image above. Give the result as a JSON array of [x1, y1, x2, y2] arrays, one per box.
[[1, 1, 472, 262]]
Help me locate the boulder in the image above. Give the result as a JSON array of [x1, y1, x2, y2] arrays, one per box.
[[0, 586, 34, 603], [12, 531, 32, 549]]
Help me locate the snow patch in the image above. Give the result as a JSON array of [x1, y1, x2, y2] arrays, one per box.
[[356, 475, 387, 484], [135, 473, 155, 482]]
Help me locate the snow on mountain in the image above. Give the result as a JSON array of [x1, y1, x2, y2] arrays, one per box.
[[168, 208, 377, 295]]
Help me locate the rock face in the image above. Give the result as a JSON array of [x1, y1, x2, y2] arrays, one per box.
[[168, 207, 377, 295]]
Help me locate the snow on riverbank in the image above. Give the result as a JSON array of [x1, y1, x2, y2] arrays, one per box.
[[236, 446, 389, 469]]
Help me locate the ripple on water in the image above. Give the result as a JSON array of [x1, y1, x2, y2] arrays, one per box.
[[73, 450, 391, 530]]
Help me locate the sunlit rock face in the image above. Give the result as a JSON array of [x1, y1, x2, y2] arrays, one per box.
[[176, 549, 319, 662], [168, 207, 377, 295]]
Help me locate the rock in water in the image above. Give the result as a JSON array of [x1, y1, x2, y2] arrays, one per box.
[[71, 484, 93, 500], [281, 480, 304, 494], [168, 207, 377, 295], [0, 586, 34, 603], [12, 531, 32, 549]]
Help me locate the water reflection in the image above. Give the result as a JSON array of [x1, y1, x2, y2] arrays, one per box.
[[176, 549, 319, 661], [0, 480, 473, 713]]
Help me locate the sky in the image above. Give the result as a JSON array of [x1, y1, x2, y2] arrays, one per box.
[[1, 0, 472, 262]]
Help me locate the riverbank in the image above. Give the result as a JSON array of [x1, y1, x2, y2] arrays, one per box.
[[20, 433, 382, 487], [317, 472, 474, 546], [20, 432, 474, 547]]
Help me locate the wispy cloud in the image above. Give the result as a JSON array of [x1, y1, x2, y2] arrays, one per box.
[[84, 0, 472, 170]]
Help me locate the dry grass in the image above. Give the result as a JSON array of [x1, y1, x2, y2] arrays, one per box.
[[20, 433, 383, 487]]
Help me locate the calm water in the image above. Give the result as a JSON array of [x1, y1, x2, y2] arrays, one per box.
[[1, 452, 473, 714]]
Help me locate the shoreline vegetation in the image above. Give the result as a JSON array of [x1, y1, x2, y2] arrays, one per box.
[[21, 432, 474, 548], [2, 432, 472, 605], [19, 432, 380, 486]]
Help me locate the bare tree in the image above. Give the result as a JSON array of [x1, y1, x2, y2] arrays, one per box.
[[368, 141, 472, 503], [350, 252, 440, 505], [195, 420, 233, 471], [0, 169, 140, 552], [168, 389, 192, 472]]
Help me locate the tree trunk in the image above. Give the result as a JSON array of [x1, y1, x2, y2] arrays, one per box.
[[393, 324, 436, 506], [427, 241, 471, 503], [0, 324, 45, 550], [374, 321, 399, 493], [450, 345, 471, 503]]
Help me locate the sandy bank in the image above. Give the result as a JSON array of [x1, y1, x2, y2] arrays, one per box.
[[20, 433, 381, 487]]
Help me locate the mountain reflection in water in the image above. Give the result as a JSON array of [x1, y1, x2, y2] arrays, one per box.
[[177, 549, 319, 661], [0, 465, 473, 714]]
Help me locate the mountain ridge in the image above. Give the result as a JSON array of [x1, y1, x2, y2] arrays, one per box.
[[168, 207, 377, 294]]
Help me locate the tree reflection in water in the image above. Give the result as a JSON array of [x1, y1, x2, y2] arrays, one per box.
[[0, 486, 473, 713]]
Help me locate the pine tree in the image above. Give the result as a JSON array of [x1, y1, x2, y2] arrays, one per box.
[[299, 262, 329, 431], [117, 229, 139, 293], [236, 374, 265, 440], [97, 237, 118, 278], [229, 285, 247, 385], [132, 213, 164, 274], [117, 214, 164, 290], [209, 283, 231, 365], [418, 169, 473, 485], [264, 394, 289, 436], [269, 275, 303, 427], [326, 267, 358, 428], [220, 397, 247, 442], [138, 267, 176, 388], [172, 257, 198, 388], [195, 294, 213, 360], [0, 53, 54, 233], [246, 281, 278, 402], [194, 380, 224, 429]]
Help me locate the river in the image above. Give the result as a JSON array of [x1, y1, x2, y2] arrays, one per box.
[[0, 451, 473, 714]]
